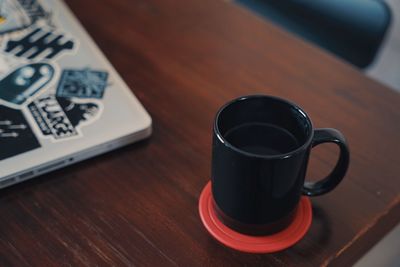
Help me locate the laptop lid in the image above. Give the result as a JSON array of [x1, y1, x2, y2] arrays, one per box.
[[0, 0, 152, 186]]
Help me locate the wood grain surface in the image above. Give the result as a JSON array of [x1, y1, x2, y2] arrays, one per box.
[[1, 0, 400, 266]]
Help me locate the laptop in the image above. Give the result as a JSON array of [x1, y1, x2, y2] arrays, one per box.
[[0, 0, 152, 188]]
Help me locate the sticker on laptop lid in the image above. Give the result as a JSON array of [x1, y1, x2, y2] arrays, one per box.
[[0, 105, 41, 161], [56, 68, 109, 99], [0, 0, 50, 36], [0, 63, 55, 108], [28, 94, 102, 141], [4, 27, 76, 60]]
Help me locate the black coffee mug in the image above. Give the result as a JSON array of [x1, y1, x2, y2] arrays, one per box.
[[211, 95, 349, 235]]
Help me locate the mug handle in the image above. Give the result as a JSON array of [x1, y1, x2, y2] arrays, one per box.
[[302, 128, 350, 197]]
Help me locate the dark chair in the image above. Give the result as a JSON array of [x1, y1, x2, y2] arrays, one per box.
[[236, 0, 392, 68]]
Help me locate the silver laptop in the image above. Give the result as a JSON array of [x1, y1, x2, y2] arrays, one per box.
[[0, 0, 152, 188]]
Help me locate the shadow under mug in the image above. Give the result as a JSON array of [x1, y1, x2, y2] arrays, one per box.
[[211, 95, 349, 235]]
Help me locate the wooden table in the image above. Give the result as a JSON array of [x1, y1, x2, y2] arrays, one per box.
[[1, 0, 399, 266]]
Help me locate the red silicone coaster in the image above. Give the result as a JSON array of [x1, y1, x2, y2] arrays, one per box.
[[198, 181, 312, 253]]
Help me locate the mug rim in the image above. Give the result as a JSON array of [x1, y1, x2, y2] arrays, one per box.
[[214, 94, 314, 160]]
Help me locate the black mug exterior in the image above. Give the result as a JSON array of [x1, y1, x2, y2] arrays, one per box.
[[211, 95, 349, 235]]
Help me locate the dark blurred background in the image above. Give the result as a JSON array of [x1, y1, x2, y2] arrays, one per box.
[[235, 0, 400, 92]]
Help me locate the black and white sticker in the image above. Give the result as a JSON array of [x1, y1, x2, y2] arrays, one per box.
[[4, 27, 75, 60], [28, 94, 102, 141], [56, 68, 109, 99], [0, 105, 41, 161]]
